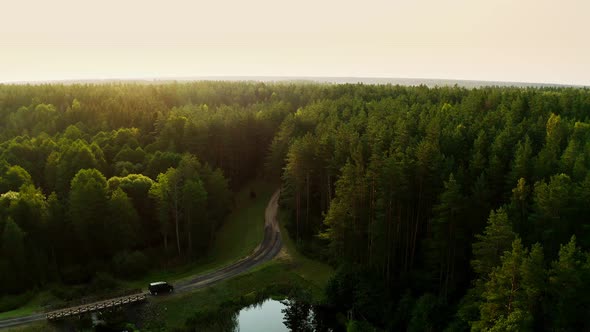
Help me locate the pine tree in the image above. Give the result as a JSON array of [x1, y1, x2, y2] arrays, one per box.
[[547, 236, 590, 330], [509, 178, 530, 238], [474, 238, 534, 331], [508, 136, 533, 186], [472, 208, 516, 279], [530, 174, 572, 254], [429, 173, 465, 300]]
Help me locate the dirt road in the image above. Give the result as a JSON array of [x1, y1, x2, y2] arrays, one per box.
[[0, 189, 282, 330]]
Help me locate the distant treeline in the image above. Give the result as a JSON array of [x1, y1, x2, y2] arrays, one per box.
[[1, 82, 590, 330]]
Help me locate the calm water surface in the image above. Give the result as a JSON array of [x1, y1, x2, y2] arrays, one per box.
[[236, 299, 289, 332]]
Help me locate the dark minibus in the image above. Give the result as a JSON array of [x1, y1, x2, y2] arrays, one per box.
[[148, 281, 174, 295]]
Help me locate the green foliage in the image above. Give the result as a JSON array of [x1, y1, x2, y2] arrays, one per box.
[[427, 173, 466, 299], [69, 168, 109, 256], [1, 82, 590, 329], [508, 136, 533, 185], [182, 178, 207, 254], [150, 170, 174, 251], [547, 236, 590, 330], [473, 239, 534, 331], [530, 173, 574, 254], [0, 291, 35, 313], [1, 218, 27, 292], [112, 251, 149, 279], [346, 320, 381, 332], [471, 208, 516, 278], [0, 165, 33, 192], [269, 84, 590, 329], [408, 293, 440, 332], [108, 188, 140, 253]]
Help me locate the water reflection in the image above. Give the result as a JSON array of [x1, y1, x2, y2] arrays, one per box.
[[186, 298, 344, 332], [283, 299, 342, 332], [238, 299, 288, 331], [183, 298, 340, 331], [239, 298, 339, 332]]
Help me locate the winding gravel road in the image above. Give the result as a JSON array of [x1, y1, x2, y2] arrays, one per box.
[[0, 189, 282, 330]]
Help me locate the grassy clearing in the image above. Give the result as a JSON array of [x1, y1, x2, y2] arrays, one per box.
[[0, 180, 274, 322]]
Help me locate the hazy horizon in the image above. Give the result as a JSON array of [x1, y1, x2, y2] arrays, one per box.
[[2, 75, 587, 89], [2, 0, 589, 85]]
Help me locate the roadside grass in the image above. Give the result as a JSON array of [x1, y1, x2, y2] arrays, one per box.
[[0, 306, 35, 321], [0, 291, 57, 320], [204, 181, 275, 265], [0, 180, 274, 322], [275, 209, 334, 288]]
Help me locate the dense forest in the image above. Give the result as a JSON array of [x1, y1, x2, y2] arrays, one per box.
[[1, 82, 590, 330], [271, 85, 590, 331], [0, 82, 297, 294]]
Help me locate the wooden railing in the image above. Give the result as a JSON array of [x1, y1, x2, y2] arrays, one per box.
[[45, 290, 147, 320]]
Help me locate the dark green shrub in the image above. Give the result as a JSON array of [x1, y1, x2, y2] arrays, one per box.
[[60, 264, 92, 285], [112, 251, 149, 279], [88, 272, 120, 293], [0, 291, 34, 312]]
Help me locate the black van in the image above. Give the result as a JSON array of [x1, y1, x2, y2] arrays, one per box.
[[148, 281, 174, 295]]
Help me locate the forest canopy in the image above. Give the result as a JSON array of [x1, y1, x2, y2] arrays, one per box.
[[1, 82, 590, 330]]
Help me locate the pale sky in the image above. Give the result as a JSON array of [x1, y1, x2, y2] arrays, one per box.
[[1, 0, 589, 85]]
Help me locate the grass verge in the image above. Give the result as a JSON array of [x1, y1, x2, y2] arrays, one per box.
[[0, 291, 56, 321], [275, 209, 334, 288]]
